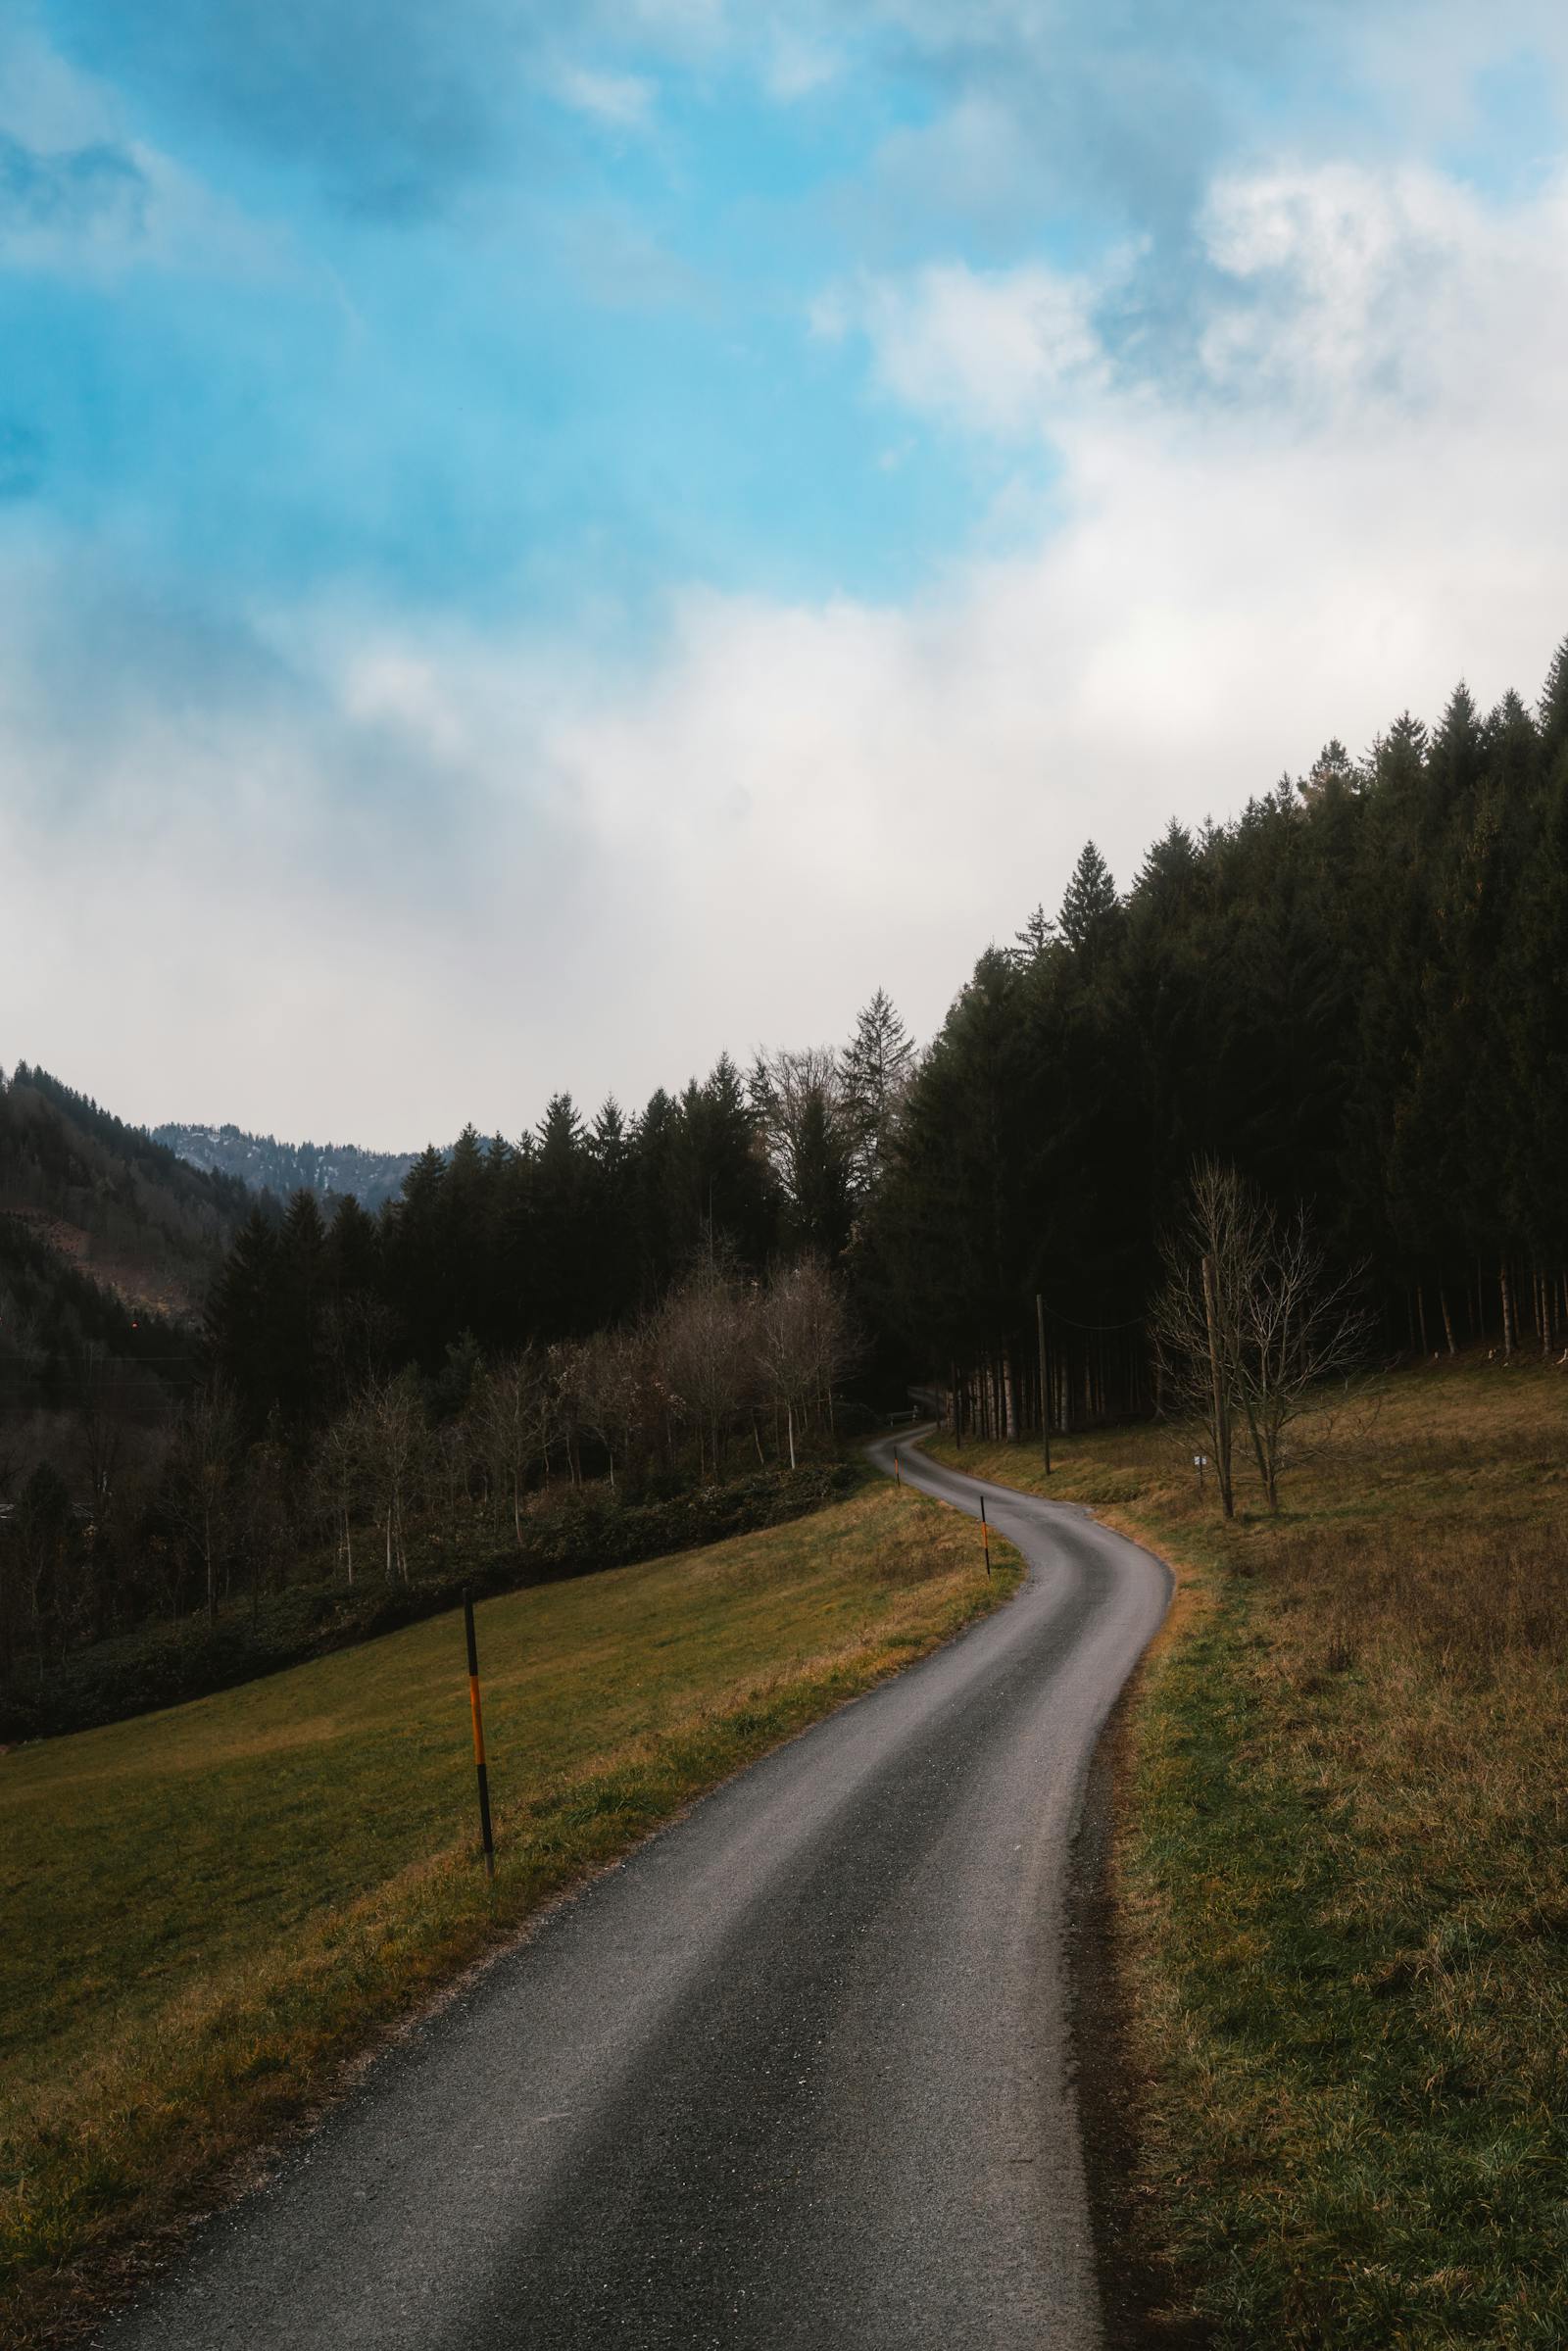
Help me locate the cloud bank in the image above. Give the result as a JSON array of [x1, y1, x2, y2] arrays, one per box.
[[6, 146, 1568, 1145]]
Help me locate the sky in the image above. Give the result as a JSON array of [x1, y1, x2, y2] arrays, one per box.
[[3, 1, 1568, 1148]]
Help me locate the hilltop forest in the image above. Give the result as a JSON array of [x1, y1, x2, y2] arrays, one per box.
[[4, 636, 1567, 1691]]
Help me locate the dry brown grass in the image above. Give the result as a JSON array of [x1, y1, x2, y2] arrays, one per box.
[[930, 1356, 1568, 2346]]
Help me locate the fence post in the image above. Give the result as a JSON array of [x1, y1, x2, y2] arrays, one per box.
[[463, 1587, 495, 1883]]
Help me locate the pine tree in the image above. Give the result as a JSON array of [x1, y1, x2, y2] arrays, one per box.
[[1057, 842, 1122, 963], [1537, 635, 1568, 767], [1011, 906, 1057, 964], [842, 989, 913, 1195]]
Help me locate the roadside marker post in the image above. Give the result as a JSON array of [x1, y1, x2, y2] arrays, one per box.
[[895, 1448, 902, 1485], [463, 1586, 496, 1883], [980, 1494, 992, 1577]]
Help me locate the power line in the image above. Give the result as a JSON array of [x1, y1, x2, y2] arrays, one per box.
[[1037, 1297, 1147, 1334]]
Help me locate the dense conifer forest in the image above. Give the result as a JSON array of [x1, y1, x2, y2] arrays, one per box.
[[4, 637, 1567, 1693], [152, 1122, 417, 1213]]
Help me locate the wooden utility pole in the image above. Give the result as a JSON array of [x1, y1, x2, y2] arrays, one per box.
[[1035, 1294, 1052, 1475]]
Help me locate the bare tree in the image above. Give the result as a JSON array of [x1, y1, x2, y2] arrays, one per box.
[[315, 1411, 365, 1585], [1152, 1161, 1367, 1515], [12, 1461, 74, 1674], [655, 1259, 759, 1480], [237, 1429, 293, 1622], [757, 1258, 853, 1467], [350, 1369, 427, 1583], [473, 1351, 551, 1545], [572, 1326, 655, 1490], [1232, 1208, 1370, 1511], [74, 1347, 128, 1529], [166, 1381, 240, 1624], [751, 1047, 849, 1192]]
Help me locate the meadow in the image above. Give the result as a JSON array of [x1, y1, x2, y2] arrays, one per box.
[[930, 1355, 1568, 2346], [1, 1476, 1017, 2347]]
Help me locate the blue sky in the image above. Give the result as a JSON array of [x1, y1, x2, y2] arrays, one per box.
[[4, 1, 1568, 1142]]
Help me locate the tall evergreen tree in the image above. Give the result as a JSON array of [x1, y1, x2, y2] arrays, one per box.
[[1057, 842, 1122, 966]]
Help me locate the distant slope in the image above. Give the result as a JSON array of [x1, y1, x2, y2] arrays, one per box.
[[0, 1065, 248, 1320], [154, 1121, 417, 1211], [0, 1063, 245, 1437]]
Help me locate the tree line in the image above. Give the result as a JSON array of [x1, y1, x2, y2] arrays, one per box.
[[7, 633, 1568, 1670], [860, 639, 1568, 1441]]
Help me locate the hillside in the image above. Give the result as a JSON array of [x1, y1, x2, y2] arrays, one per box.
[[0, 1480, 1019, 2345], [153, 1122, 418, 1212], [0, 1067, 248, 1317], [0, 1065, 248, 1464]]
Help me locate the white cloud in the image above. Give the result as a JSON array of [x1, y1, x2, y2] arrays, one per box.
[[818, 258, 1110, 436], [550, 63, 658, 129], [1200, 161, 1568, 422], [6, 155, 1568, 1143]]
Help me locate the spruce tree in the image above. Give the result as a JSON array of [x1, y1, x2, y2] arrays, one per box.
[[1057, 842, 1122, 964], [843, 989, 913, 1194]]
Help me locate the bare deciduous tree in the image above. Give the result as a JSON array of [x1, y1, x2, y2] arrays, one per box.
[[473, 1351, 551, 1544], [572, 1326, 655, 1490], [757, 1258, 853, 1468], [315, 1411, 365, 1585], [349, 1369, 427, 1583], [1153, 1161, 1367, 1515], [655, 1259, 759, 1481], [166, 1381, 239, 1624]]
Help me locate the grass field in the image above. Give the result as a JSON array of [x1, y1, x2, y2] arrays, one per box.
[[929, 1358, 1568, 2346], [1, 1476, 1018, 2347]]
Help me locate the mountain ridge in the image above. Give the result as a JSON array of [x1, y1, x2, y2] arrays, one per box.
[[153, 1122, 418, 1212]]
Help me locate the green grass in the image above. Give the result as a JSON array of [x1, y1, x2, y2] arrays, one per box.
[[929, 1360, 1568, 2345], [1, 1479, 1019, 2347]]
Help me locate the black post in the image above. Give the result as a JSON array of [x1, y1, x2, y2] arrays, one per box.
[[979, 1494, 992, 1577], [463, 1586, 495, 1882]]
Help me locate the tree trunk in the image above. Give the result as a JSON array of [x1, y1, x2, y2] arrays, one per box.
[[1035, 1297, 1052, 1474], [1500, 1259, 1515, 1360], [1440, 1283, 1456, 1357], [786, 1401, 796, 1471], [1201, 1253, 1235, 1519], [1416, 1284, 1429, 1355]]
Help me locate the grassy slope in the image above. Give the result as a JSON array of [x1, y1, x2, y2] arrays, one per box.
[[930, 1360, 1568, 2348], [2, 1479, 1018, 2346]]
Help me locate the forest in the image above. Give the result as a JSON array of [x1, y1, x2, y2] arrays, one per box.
[[3, 635, 1566, 1693]]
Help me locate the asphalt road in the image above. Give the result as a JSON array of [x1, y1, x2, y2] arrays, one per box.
[[102, 1433, 1169, 2351]]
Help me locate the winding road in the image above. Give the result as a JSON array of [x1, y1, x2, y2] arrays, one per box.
[[102, 1433, 1169, 2351]]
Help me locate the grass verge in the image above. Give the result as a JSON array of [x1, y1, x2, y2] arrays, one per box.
[[929, 1359, 1568, 2347], [2, 1477, 1018, 2348]]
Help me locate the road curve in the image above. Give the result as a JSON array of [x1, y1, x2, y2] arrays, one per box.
[[101, 1434, 1169, 2351]]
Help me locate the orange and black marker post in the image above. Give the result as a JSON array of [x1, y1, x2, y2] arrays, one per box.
[[463, 1586, 495, 1882], [979, 1494, 992, 1576], [895, 1447, 902, 1485]]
